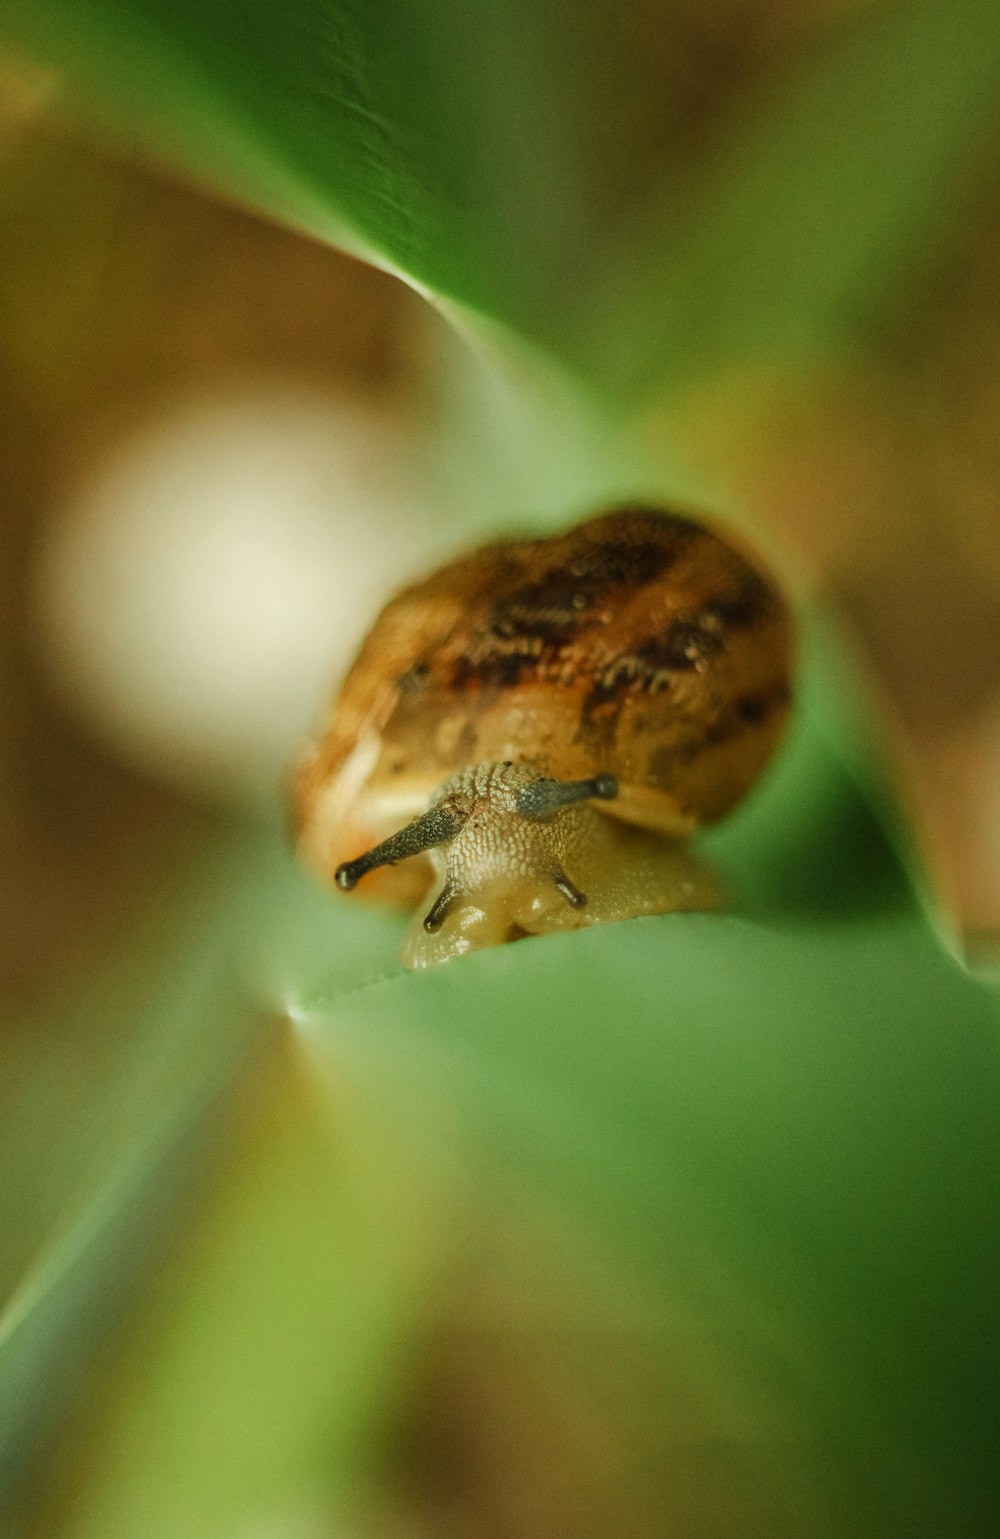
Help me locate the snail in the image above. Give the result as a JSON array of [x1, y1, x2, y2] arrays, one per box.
[[294, 505, 794, 968]]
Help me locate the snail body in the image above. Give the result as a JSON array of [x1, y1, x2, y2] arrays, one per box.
[[294, 505, 794, 967]]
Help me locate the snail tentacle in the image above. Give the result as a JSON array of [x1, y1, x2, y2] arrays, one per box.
[[423, 880, 460, 932], [553, 869, 588, 909], [514, 773, 618, 821], [335, 801, 467, 891]]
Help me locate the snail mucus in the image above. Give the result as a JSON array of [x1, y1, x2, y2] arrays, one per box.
[[293, 506, 794, 967]]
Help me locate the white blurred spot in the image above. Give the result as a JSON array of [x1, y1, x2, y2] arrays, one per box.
[[36, 383, 446, 809]]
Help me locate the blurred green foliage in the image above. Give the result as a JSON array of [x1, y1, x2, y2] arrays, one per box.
[[1, 1, 1000, 1536], [3, 0, 1000, 394]]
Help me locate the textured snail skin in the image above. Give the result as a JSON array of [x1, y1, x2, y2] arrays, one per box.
[[293, 505, 794, 966], [397, 763, 722, 968]]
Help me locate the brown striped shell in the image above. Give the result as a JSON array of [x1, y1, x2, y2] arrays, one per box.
[[294, 505, 794, 927]]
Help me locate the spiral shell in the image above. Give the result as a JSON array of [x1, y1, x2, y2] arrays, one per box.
[[295, 504, 793, 901]]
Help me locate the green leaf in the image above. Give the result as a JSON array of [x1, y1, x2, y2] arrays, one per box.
[[0, 0, 592, 330], [3, 0, 999, 394], [0, 840, 267, 1504], [255, 653, 1000, 1531], [51, 1035, 455, 1539], [300, 920, 1000, 1534], [4, 653, 997, 1536], [17, 634, 990, 1526]]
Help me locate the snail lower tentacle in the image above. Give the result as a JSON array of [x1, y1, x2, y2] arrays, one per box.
[[422, 880, 460, 932], [553, 868, 588, 908]]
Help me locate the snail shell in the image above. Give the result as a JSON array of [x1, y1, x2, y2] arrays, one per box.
[[294, 505, 794, 966]]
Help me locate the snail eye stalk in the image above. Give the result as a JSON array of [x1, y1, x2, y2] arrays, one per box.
[[335, 802, 467, 891], [514, 773, 618, 821]]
